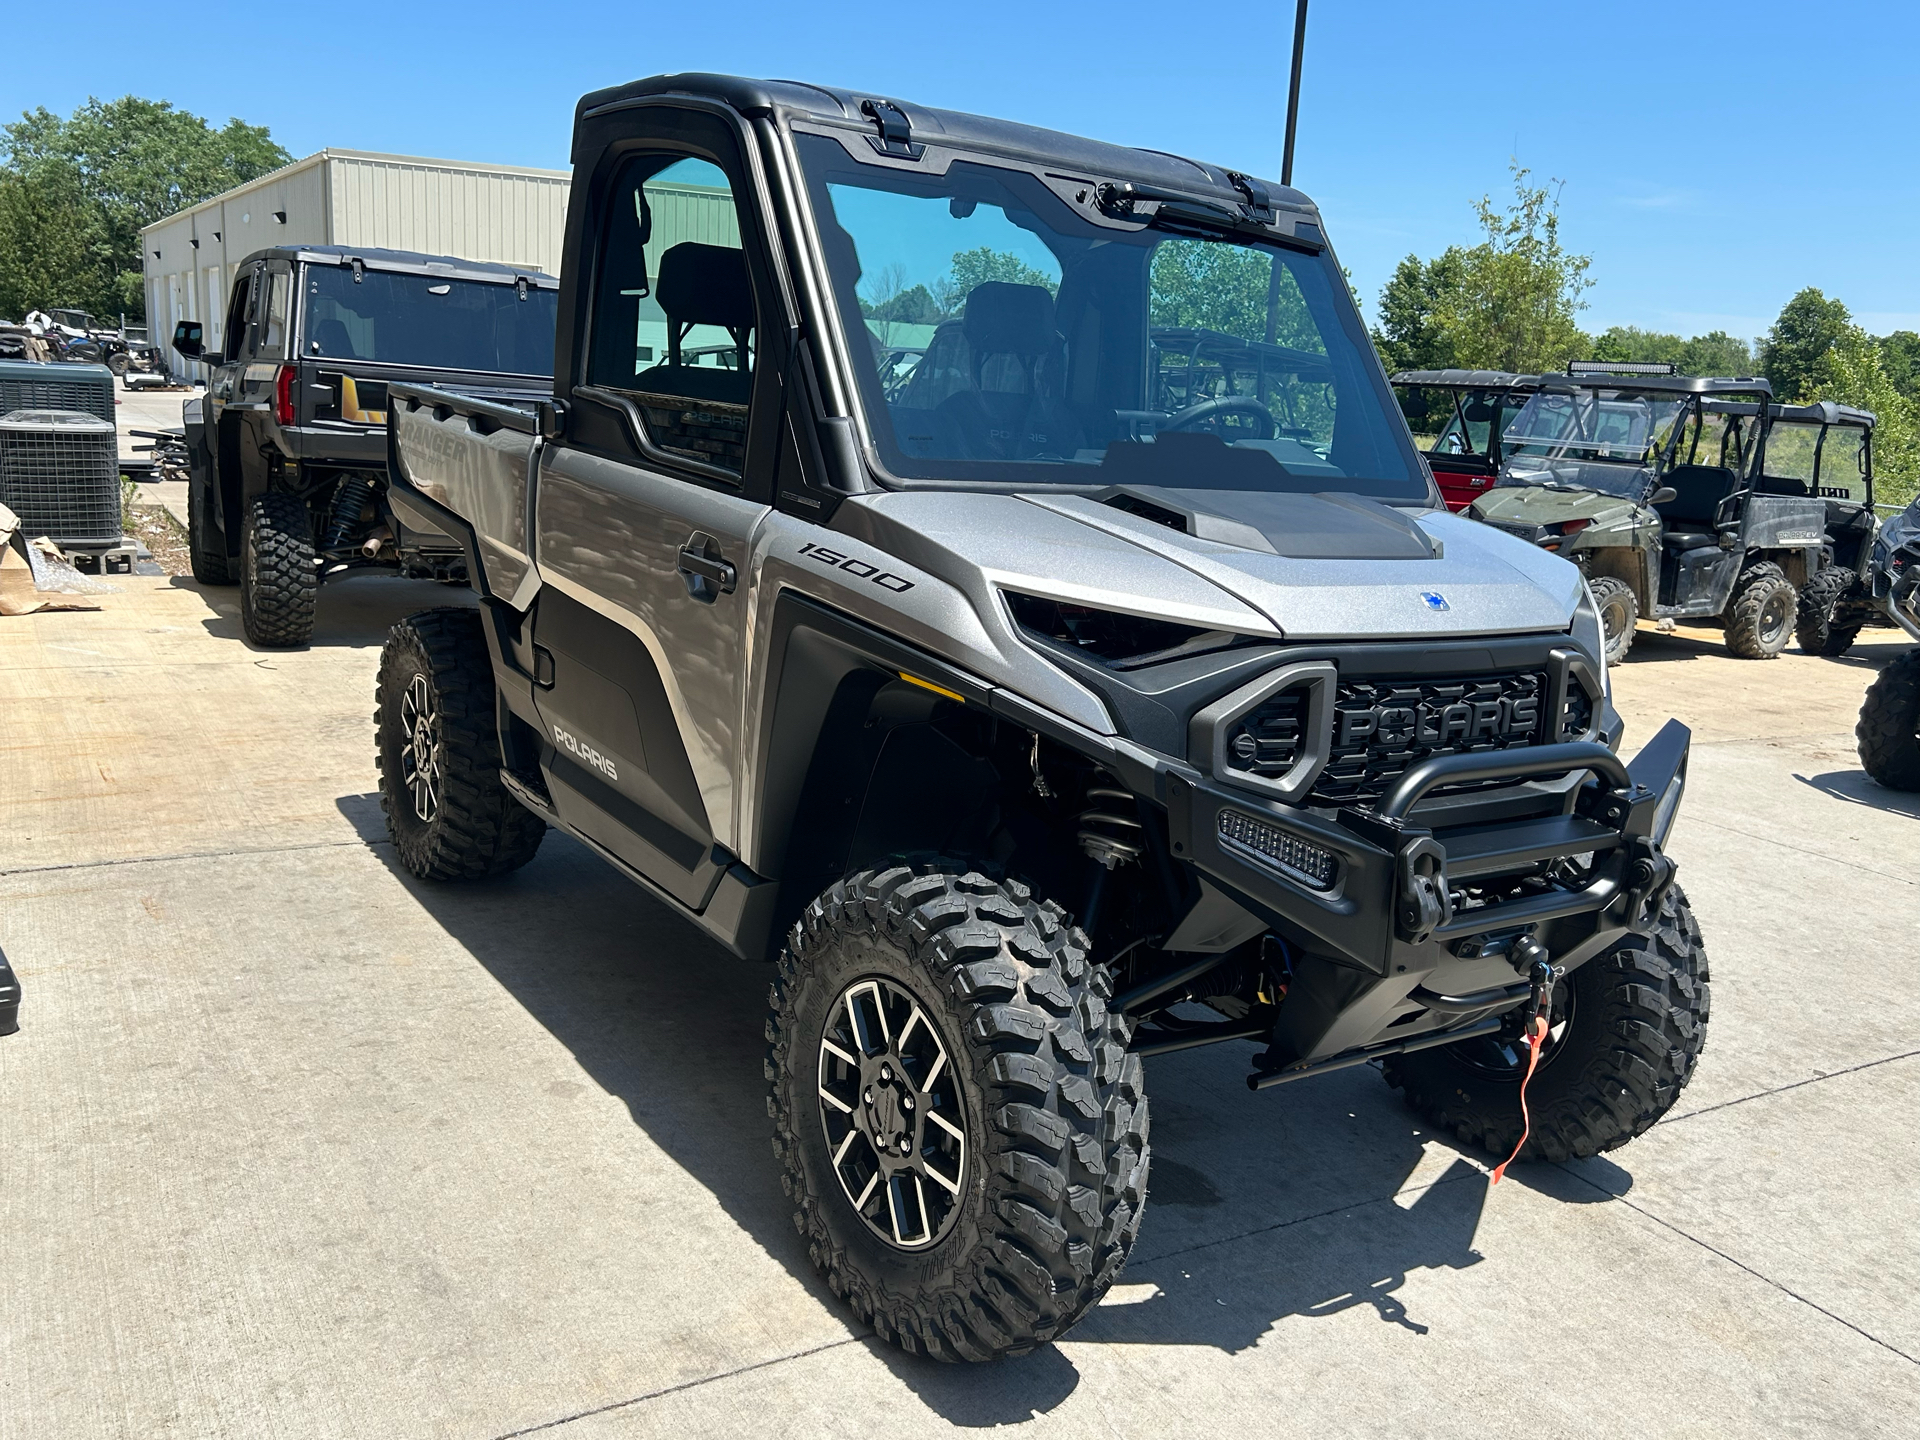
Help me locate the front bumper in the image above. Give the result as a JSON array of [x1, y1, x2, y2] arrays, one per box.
[[1165, 717, 1690, 979]]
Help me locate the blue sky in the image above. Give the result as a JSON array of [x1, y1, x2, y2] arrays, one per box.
[[6, 1, 1914, 342]]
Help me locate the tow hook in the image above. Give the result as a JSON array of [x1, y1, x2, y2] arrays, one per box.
[[1621, 836, 1677, 934], [1395, 836, 1451, 944]]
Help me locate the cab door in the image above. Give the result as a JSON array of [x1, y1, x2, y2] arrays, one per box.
[[531, 107, 785, 910]]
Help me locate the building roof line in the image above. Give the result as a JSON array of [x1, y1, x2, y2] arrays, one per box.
[[140, 149, 572, 235]]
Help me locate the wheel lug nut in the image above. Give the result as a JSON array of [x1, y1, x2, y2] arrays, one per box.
[[880, 1064, 892, 1083], [902, 1095, 914, 1110], [864, 1088, 873, 1105]]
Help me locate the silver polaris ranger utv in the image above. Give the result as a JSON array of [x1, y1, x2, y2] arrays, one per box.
[[375, 74, 1706, 1361]]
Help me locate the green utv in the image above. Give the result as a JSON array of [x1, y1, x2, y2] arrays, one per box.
[[1469, 364, 1876, 663]]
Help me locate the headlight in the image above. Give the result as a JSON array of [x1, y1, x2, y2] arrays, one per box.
[[1571, 581, 1611, 697]]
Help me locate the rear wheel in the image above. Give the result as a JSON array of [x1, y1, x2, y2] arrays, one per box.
[[1796, 566, 1863, 656], [376, 608, 546, 879], [1588, 575, 1638, 664], [768, 861, 1148, 1360], [107, 352, 129, 376], [187, 478, 234, 586], [240, 492, 318, 647], [1723, 562, 1796, 659], [1383, 886, 1709, 1162], [1857, 651, 1920, 791]]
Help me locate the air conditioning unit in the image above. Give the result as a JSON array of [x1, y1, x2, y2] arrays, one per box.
[[0, 359, 115, 422], [0, 409, 122, 547]]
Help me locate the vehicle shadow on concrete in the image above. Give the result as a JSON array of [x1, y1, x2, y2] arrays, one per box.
[[183, 573, 472, 650], [1793, 768, 1920, 817], [1618, 630, 1726, 664], [337, 793, 1630, 1424]]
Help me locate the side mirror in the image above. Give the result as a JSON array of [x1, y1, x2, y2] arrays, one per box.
[[534, 397, 567, 442], [1648, 486, 1677, 506], [171, 320, 204, 359]]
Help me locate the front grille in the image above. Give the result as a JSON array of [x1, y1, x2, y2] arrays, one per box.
[[0, 409, 122, 545], [1224, 667, 1591, 809], [0, 362, 114, 422]]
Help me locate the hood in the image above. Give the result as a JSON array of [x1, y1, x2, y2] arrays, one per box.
[[1471, 486, 1643, 527], [842, 487, 1582, 645]]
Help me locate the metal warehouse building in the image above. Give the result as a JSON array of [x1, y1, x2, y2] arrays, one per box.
[[140, 150, 570, 377]]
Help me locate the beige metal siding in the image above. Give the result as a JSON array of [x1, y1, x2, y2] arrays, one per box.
[[327, 154, 569, 273]]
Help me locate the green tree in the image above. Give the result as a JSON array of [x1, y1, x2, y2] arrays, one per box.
[[1879, 330, 1920, 407], [1370, 249, 1465, 376], [1805, 324, 1919, 506], [1589, 325, 1754, 377], [1758, 287, 1852, 401], [0, 166, 105, 317], [0, 96, 290, 321], [1435, 163, 1593, 374]]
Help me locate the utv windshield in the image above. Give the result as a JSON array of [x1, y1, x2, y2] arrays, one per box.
[[302, 266, 558, 376], [797, 134, 1425, 499], [1496, 388, 1691, 498]]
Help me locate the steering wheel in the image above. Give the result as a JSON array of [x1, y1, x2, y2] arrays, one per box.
[[1161, 395, 1275, 440]]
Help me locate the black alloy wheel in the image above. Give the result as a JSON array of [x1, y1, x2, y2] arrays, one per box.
[[399, 672, 442, 825], [817, 976, 967, 1250]]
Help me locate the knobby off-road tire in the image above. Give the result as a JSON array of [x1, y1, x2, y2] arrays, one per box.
[[187, 477, 234, 587], [376, 608, 546, 880], [1857, 651, 1920, 791], [1723, 562, 1796, 659], [1588, 575, 1638, 664], [767, 862, 1148, 1361], [1795, 566, 1863, 657], [240, 492, 317, 647], [1383, 885, 1709, 1163]]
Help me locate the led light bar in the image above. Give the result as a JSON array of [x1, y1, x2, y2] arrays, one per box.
[[1567, 360, 1677, 376], [1217, 810, 1337, 890]]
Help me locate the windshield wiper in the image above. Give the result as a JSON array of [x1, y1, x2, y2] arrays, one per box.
[[1094, 182, 1287, 241]]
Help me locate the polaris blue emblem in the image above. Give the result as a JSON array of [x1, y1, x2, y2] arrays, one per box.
[[1420, 591, 1450, 612]]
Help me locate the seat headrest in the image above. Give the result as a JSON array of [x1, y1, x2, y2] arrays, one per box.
[[655, 243, 754, 330], [963, 282, 1057, 357]]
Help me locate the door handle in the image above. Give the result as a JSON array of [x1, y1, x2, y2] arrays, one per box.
[[677, 542, 737, 599]]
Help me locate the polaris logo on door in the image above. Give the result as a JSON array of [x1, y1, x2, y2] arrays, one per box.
[[552, 724, 618, 781], [1336, 692, 1539, 749]]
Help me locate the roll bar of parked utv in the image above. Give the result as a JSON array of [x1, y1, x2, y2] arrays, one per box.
[[1246, 718, 1692, 1091]]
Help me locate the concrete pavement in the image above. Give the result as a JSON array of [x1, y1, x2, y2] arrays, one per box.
[[0, 576, 1915, 1439]]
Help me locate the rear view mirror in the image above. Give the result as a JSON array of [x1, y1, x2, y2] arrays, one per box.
[[1648, 486, 1677, 506]]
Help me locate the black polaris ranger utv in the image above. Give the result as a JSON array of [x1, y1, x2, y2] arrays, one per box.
[[372, 74, 1706, 1362], [171, 246, 558, 646]]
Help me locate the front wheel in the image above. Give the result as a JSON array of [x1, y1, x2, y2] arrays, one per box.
[[768, 862, 1148, 1361], [240, 492, 318, 647], [1857, 651, 1920, 791], [1587, 575, 1638, 664], [1383, 885, 1709, 1162], [1723, 562, 1796, 659], [376, 608, 546, 879]]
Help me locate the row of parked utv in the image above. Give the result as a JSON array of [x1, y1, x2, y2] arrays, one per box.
[[1392, 363, 1920, 789]]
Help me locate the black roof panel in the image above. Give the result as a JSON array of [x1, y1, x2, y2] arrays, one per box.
[[573, 72, 1318, 221]]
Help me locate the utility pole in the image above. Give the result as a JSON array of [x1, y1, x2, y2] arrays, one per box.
[[1281, 0, 1308, 187]]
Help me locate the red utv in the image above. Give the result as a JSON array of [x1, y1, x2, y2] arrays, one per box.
[[1392, 369, 1543, 511]]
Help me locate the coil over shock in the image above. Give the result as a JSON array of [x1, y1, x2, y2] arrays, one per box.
[[323, 473, 376, 551], [1077, 781, 1143, 936], [1079, 786, 1144, 868]]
